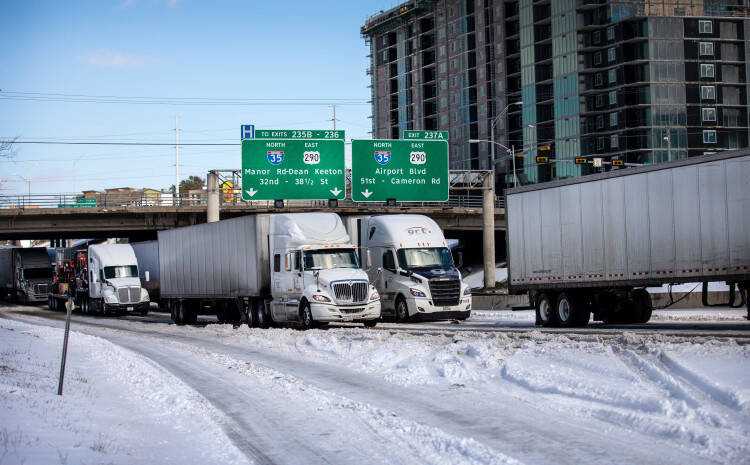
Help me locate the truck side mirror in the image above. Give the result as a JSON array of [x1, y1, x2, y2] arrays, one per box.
[[366, 250, 372, 268], [456, 252, 464, 268], [145, 271, 150, 282]]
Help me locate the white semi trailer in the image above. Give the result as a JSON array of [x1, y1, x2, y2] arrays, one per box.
[[158, 213, 381, 328], [345, 215, 472, 322], [506, 150, 750, 326]]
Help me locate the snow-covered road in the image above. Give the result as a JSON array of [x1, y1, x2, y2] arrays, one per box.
[[2, 305, 749, 465]]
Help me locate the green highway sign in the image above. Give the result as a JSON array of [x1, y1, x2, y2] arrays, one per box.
[[242, 132, 345, 201], [351, 139, 449, 202], [402, 130, 449, 141], [254, 129, 344, 140]]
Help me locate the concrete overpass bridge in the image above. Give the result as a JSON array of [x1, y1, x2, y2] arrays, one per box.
[[0, 196, 506, 241]]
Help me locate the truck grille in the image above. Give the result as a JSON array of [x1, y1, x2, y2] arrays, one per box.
[[332, 281, 368, 304], [117, 287, 141, 304], [429, 278, 461, 306], [34, 283, 48, 294]]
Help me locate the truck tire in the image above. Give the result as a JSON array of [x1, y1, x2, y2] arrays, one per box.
[[170, 300, 184, 325], [395, 296, 410, 323], [48, 296, 54, 311], [81, 297, 89, 315], [535, 293, 556, 326], [363, 319, 377, 328], [299, 301, 314, 330], [556, 293, 577, 327], [631, 289, 653, 324], [253, 301, 269, 328]]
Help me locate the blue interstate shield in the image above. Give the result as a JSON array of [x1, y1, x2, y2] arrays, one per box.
[[373, 150, 391, 165], [266, 150, 285, 165]]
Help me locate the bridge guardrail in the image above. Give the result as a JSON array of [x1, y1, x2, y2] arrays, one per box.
[[0, 192, 505, 210]]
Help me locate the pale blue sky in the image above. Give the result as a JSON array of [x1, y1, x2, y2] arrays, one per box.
[[1, 0, 401, 195]]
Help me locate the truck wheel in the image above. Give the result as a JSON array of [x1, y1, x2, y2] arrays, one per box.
[[48, 296, 54, 311], [299, 302, 314, 330], [556, 293, 577, 327], [81, 297, 89, 314], [631, 289, 653, 324], [395, 296, 410, 323], [254, 301, 269, 328], [363, 319, 377, 328], [170, 301, 184, 325], [535, 293, 556, 327], [175, 301, 189, 326]]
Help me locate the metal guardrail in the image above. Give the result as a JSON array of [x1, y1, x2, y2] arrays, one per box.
[[0, 192, 505, 210]]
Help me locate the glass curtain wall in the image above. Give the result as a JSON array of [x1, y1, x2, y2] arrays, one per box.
[[551, 0, 581, 178], [519, 0, 538, 182]]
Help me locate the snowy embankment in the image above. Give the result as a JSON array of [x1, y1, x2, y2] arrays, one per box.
[[0, 319, 251, 465], [178, 324, 750, 464]]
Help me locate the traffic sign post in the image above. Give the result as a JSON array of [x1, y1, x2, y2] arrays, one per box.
[[350, 139, 449, 202], [242, 130, 345, 201]]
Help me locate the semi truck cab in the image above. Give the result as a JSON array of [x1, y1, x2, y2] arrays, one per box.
[[268, 214, 380, 327], [347, 215, 472, 322], [87, 244, 150, 314]]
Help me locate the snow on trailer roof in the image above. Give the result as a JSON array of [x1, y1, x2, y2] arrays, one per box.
[[505, 148, 750, 195]]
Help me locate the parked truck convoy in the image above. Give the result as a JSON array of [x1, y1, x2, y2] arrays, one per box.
[[506, 150, 750, 327], [158, 213, 381, 328], [345, 215, 472, 321], [0, 247, 53, 303], [48, 243, 150, 315]]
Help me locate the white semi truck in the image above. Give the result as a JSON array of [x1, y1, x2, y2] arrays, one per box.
[[345, 215, 472, 322], [48, 243, 150, 315], [158, 213, 381, 328]]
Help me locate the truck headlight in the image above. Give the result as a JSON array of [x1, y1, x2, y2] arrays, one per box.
[[409, 288, 426, 298], [369, 287, 380, 301], [140, 288, 150, 302], [463, 287, 472, 296], [104, 293, 117, 304], [312, 294, 331, 303]]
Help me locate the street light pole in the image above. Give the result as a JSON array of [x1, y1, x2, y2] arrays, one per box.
[[489, 101, 522, 182]]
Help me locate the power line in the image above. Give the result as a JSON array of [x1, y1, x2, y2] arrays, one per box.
[[0, 90, 369, 107]]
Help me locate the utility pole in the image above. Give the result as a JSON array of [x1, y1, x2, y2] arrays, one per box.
[[175, 115, 181, 203], [331, 105, 338, 130]]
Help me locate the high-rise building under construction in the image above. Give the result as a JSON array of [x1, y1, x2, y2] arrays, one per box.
[[362, 1, 750, 186]]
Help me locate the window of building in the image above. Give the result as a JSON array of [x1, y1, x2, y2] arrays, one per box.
[[597, 137, 605, 150], [273, 254, 281, 272], [610, 112, 618, 127], [607, 47, 616, 62], [596, 115, 604, 129], [595, 73, 603, 86], [607, 26, 615, 41], [699, 42, 714, 56], [701, 107, 717, 122], [702, 129, 717, 144], [608, 69, 617, 84], [596, 94, 604, 108], [609, 90, 617, 106], [699, 20, 713, 34], [700, 63, 715, 78], [610, 134, 619, 148], [723, 108, 740, 126], [594, 51, 602, 66], [700, 85, 716, 100], [593, 30, 601, 44]]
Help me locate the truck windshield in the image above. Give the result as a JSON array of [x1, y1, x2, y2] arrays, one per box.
[[303, 249, 358, 270], [103, 265, 138, 279], [23, 268, 53, 280], [397, 248, 454, 270]]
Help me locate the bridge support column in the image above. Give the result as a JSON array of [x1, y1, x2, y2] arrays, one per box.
[[482, 173, 495, 289], [207, 171, 220, 223]]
